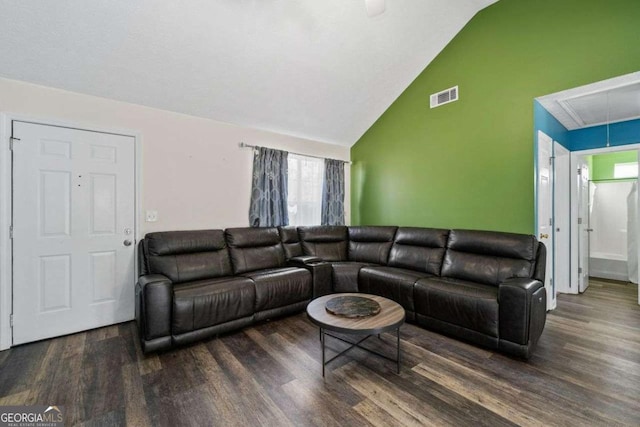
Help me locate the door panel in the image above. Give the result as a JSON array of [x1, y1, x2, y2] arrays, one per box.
[[90, 173, 117, 234], [41, 170, 72, 236], [39, 255, 72, 312], [90, 250, 117, 303], [12, 121, 135, 345]]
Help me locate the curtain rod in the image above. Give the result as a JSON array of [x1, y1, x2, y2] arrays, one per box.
[[239, 142, 351, 164], [591, 178, 638, 183]]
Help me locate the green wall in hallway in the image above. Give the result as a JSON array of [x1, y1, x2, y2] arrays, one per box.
[[591, 151, 638, 181], [351, 0, 640, 233]]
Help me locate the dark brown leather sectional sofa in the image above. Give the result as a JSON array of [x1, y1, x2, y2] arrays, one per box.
[[137, 226, 547, 358]]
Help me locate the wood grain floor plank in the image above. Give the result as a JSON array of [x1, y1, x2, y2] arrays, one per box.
[[189, 344, 254, 426], [393, 367, 519, 427], [353, 398, 414, 427], [411, 360, 545, 426], [222, 330, 295, 388], [61, 331, 86, 359], [75, 409, 125, 427], [77, 337, 129, 424], [0, 340, 48, 397], [244, 328, 319, 381], [122, 362, 152, 427], [335, 361, 461, 426], [563, 342, 640, 373], [546, 314, 640, 342], [0, 390, 30, 406], [280, 377, 372, 427], [206, 339, 294, 426], [85, 324, 120, 343]]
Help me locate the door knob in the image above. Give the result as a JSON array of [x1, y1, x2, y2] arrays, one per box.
[[586, 228, 594, 232], [539, 233, 549, 239], [123, 240, 132, 246]]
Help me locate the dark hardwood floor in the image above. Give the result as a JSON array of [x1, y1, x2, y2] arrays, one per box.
[[1, 279, 639, 426]]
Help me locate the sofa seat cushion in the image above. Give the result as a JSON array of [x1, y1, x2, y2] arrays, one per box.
[[172, 277, 255, 335], [331, 262, 372, 293], [359, 267, 433, 313], [241, 267, 312, 312], [414, 277, 499, 337]]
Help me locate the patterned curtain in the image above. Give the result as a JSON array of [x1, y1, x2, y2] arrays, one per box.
[[321, 159, 345, 225], [249, 147, 289, 227]]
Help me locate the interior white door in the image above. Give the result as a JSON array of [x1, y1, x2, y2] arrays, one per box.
[[537, 131, 554, 309], [553, 142, 571, 295], [12, 121, 135, 345], [577, 156, 590, 293]]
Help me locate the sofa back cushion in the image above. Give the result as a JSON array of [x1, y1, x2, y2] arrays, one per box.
[[298, 226, 348, 261], [278, 226, 303, 259], [348, 226, 397, 264], [388, 227, 449, 274], [442, 229, 539, 286], [225, 227, 286, 274], [145, 230, 232, 284]]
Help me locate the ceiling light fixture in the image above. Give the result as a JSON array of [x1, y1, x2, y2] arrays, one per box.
[[365, 0, 385, 17]]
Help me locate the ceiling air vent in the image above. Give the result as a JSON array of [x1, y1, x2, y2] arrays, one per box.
[[430, 86, 459, 108]]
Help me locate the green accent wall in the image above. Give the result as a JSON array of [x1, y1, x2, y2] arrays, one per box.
[[591, 151, 638, 181], [351, 0, 640, 233]]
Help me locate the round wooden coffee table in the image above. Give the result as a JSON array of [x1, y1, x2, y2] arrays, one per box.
[[306, 293, 405, 377]]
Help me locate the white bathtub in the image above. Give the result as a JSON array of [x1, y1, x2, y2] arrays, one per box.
[[590, 252, 629, 282]]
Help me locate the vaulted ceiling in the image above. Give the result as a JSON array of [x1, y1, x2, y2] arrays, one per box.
[[0, 0, 498, 146]]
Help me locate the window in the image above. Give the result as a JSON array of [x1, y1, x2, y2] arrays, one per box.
[[613, 162, 638, 179], [287, 154, 324, 225]]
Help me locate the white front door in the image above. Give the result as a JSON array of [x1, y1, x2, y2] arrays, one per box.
[[577, 156, 590, 293], [537, 131, 554, 309], [12, 121, 136, 345]]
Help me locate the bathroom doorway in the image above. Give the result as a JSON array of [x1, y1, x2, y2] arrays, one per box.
[[571, 146, 640, 302], [586, 150, 638, 284]]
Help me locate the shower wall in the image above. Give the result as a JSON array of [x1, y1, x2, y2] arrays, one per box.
[[589, 181, 633, 281]]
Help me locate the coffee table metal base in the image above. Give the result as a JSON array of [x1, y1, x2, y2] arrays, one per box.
[[319, 327, 401, 377]]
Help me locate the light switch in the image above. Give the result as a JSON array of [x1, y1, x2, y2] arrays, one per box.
[[146, 210, 158, 222]]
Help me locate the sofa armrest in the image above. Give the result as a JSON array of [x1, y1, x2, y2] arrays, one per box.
[[288, 255, 323, 265], [533, 242, 547, 284], [498, 278, 546, 345], [286, 259, 332, 298], [136, 274, 173, 341]]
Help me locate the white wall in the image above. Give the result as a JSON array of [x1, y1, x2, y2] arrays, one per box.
[[0, 77, 350, 234]]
